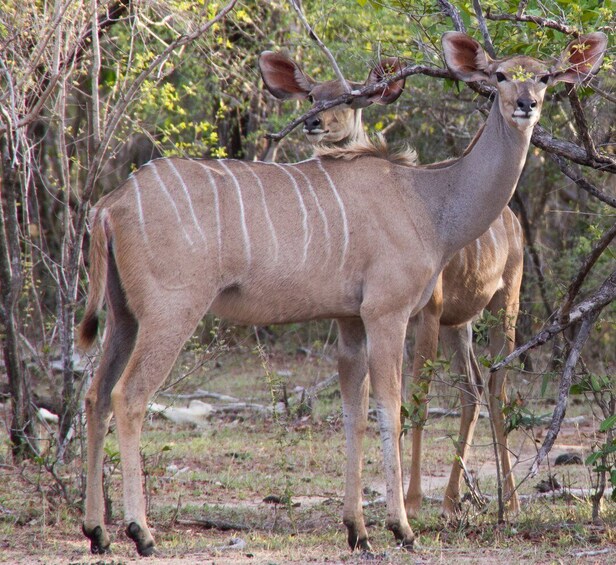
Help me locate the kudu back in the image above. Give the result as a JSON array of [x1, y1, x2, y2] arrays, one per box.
[[79, 31, 607, 556]]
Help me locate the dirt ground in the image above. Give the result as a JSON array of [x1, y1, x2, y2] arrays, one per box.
[[1, 348, 615, 564]]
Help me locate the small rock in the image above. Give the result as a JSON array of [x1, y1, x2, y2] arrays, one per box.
[[555, 453, 583, 466]]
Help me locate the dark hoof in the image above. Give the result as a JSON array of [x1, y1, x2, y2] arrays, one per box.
[[82, 524, 110, 555], [126, 522, 156, 556], [388, 523, 415, 551], [347, 532, 372, 552]]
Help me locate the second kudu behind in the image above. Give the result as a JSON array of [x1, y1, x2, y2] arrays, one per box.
[[79, 32, 606, 556], [260, 50, 525, 517]]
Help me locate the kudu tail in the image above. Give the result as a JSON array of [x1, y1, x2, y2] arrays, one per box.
[[77, 210, 109, 351]]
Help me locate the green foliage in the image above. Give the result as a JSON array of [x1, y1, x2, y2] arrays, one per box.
[[503, 398, 551, 433], [585, 413, 616, 501]]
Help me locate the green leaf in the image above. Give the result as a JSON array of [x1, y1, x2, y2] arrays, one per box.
[[586, 451, 602, 466], [600, 414, 616, 432]]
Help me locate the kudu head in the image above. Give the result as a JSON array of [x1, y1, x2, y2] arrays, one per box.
[[442, 31, 607, 132], [259, 51, 405, 144]]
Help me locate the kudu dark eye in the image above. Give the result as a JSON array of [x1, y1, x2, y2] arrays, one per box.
[[307, 95, 314, 103], [496, 72, 507, 83], [539, 74, 550, 84]]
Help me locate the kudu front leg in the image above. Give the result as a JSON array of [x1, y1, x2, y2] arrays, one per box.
[[365, 313, 415, 549], [336, 319, 371, 551]]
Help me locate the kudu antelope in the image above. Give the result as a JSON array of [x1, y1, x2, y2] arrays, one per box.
[[78, 32, 606, 556], [260, 50, 525, 517], [259, 51, 405, 145]]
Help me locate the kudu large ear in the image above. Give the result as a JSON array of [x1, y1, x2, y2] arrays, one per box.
[[258, 51, 315, 100], [442, 32, 492, 83], [352, 57, 406, 108], [550, 32, 608, 84]]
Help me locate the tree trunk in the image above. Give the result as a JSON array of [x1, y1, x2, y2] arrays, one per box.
[[0, 143, 37, 461]]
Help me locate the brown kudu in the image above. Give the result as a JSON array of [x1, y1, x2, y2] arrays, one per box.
[[79, 32, 606, 556], [259, 50, 406, 146], [260, 50, 524, 517]]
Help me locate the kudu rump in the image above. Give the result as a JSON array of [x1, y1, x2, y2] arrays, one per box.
[[260, 50, 525, 517], [79, 32, 606, 555]]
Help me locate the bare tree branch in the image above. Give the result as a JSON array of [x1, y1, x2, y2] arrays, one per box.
[[559, 221, 616, 324], [532, 124, 616, 174], [485, 11, 579, 36], [528, 309, 599, 476], [473, 0, 496, 58], [289, 0, 351, 93], [438, 0, 466, 33], [567, 87, 599, 160], [550, 154, 616, 208]]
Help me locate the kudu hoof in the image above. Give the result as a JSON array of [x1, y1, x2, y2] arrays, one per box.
[[82, 524, 110, 555], [346, 530, 372, 552], [126, 522, 156, 556], [388, 523, 415, 551]]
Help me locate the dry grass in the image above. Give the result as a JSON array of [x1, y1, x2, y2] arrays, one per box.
[[1, 333, 615, 564]]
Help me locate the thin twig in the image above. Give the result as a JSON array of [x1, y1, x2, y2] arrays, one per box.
[[290, 0, 350, 93]]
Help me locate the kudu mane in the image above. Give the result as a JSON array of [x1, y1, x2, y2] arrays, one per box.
[[313, 133, 418, 166]]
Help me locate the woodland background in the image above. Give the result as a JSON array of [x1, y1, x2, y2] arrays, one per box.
[[0, 0, 614, 560]]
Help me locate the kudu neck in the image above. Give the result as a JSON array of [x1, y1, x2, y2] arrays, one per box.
[[434, 96, 532, 258]]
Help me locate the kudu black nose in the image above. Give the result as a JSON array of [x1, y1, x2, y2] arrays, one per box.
[[304, 115, 322, 131], [516, 98, 537, 113]]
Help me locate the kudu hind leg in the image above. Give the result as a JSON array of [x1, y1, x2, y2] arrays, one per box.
[[487, 287, 522, 513], [336, 318, 371, 551], [440, 324, 484, 517], [405, 287, 442, 518], [83, 256, 138, 554], [111, 309, 205, 556]]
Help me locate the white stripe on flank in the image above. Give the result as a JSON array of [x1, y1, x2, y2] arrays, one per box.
[[488, 225, 498, 250], [271, 163, 310, 264], [316, 160, 349, 265], [219, 161, 251, 265], [197, 162, 223, 270], [167, 160, 207, 244], [238, 161, 279, 263], [475, 238, 482, 271], [150, 161, 194, 246], [132, 176, 149, 245], [291, 164, 331, 261]]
